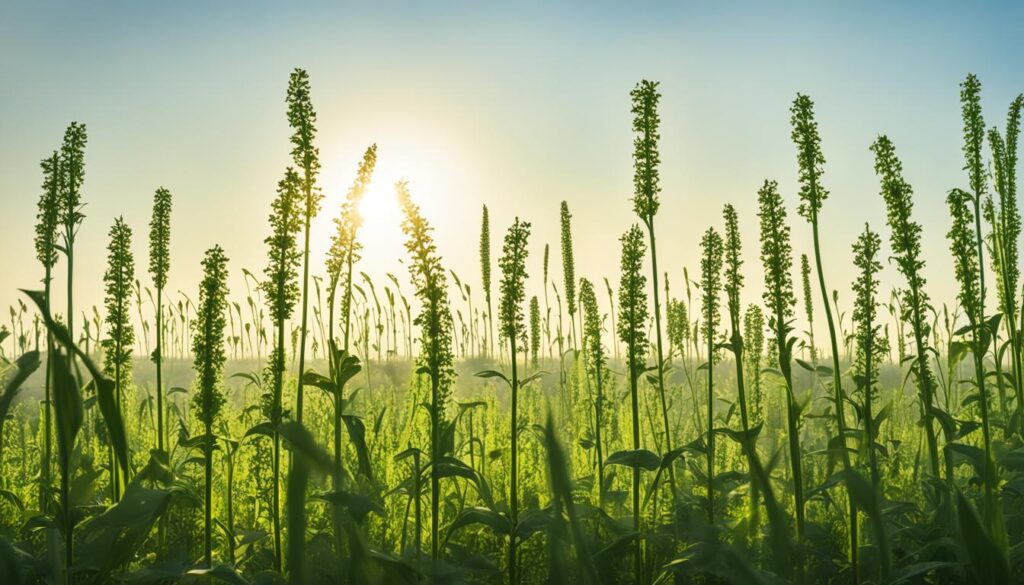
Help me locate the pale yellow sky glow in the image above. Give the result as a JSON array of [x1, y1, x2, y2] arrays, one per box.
[[1, 1, 1022, 351]]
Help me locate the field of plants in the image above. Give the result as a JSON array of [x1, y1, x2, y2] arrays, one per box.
[[0, 69, 1022, 585]]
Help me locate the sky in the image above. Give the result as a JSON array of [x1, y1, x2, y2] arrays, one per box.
[[1, 1, 1022, 349]]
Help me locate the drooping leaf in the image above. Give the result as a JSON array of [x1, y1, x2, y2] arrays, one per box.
[[605, 449, 660, 471]]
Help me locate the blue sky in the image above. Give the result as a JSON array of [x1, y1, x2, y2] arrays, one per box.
[[1, 1, 1021, 335]]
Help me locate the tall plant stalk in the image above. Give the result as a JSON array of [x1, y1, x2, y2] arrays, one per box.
[[630, 79, 676, 499], [870, 136, 942, 480], [260, 168, 303, 572], [58, 122, 86, 357], [948, 187, 1003, 545], [286, 68, 322, 424], [327, 145, 377, 353], [617, 224, 648, 585], [497, 217, 531, 585], [757, 180, 805, 545], [481, 206, 494, 360], [192, 245, 229, 569], [579, 278, 606, 507], [851, 223, 890, 578], [560, 201, 578, 350], [149, 187, 171, 454], [102, 217, 135, 502], [955, 74, 1004, 545], [398, 181, 456, 563], [791, 93, 858, 580], [985, 95, 1024, 424], [699, 227, 723, 523], [34, 151, 60, 511]]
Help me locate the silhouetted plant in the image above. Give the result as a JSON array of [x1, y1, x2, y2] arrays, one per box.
[[948, 186, 1004, 546], [529, 295, 540, 368], [560, 201, 577, 350], [630, 79, 676, 502], [480, 205, 493, 359], [326, 144, 377, 351], [398, 181, 456, 563], [260, 167, 302, 571], [192, 245, 229, 569], [34, 150, 60, 511], [58, 122, 87, 346], [870, 135, 942, 480], [498, 217, 530, 585], [699, 226, 723, 523], [617, 224, 648, 585], [102, 217, 135, 501], [757, 179, 805, 543], [984, 95, 1023, 422], [287, 68, 322, 424], [579, 278, 606, 507], [791, 93, 857, 576], [800, 254, 816, 369], [850, 223, 890, 578], [149, 187, 171, 454]]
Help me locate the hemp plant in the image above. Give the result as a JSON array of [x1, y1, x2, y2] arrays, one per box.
[[791, 93, 857, 577], [149, 187, 171, 453], [757, 180, 805, 542], [497, 217, 531, 585], [800, 254, 816, 370], [398, 181, 456, 562], [326, 144, 377, 352], [870, 135, 942, 481], [949, 186, 1004, 540], [560, 201, 577, 350], [192, 245, 229, 570], [287, 68, 322, 424], [617, 224, 648, 585], [951, 73, 1007, 549], [102, 217, 135, 501], [480, 205, 493, 359], [720, 203, 765, 537], [260, 167, 303, 571], [34, 150, 60, 510], [850, 223, 890, 579], [984, 94, 1023, 423], [743, 304, 765, 427], [699, 226, 723, 524], [58, 122, 87, 346], [529, 296, 540, 368], [579, 278, 607, 507], [630, 79, 675, 497]]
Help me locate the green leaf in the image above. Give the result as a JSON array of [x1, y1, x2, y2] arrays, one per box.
[[448, 507, 510, 536], [956, 490, 1009, 584], [73, 481, 173, 579], [341, 414, 373, 479], [515, 508, 550, 540], [23, 290, 130, 483], [604, 449, 660, 471], [244, 421, 275, 440], [642, 448, 684, 510], [475, 369, 510, 386], [49, 348, 83, 478], [187, 565, 252, 585], [0, 351, 39, 425]]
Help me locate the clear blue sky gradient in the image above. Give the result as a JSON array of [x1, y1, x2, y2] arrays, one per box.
[[1, 1, 1022, 337]]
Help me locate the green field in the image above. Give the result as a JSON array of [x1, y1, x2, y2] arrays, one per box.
[[1, 70, 1022, 585]]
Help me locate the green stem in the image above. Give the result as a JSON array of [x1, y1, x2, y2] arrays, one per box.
[[811, 215, 858, 582]]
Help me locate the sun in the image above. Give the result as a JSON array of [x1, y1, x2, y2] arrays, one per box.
[[313, 127, 475, 280]]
